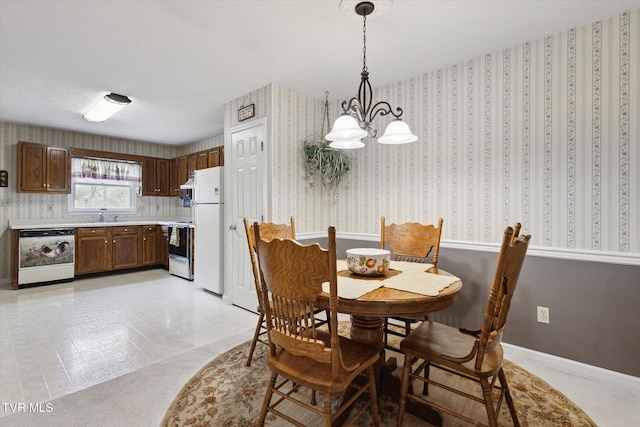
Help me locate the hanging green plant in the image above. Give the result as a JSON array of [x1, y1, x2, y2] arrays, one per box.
[[304, 92, 352, 192], [304, 136, 351, 188]]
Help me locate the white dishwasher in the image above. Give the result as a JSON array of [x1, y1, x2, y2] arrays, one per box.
[[18, 229, 75, 285]]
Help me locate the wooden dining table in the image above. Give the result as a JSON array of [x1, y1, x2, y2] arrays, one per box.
[[317, 261, 463, 426]]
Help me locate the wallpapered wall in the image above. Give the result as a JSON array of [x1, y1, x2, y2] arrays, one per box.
[[223, 82, 326, 227], [0, 122, 223, 281], [228, 10, 638, 258], [1, 10, 637, 282]]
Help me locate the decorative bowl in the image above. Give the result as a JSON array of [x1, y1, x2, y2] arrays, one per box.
[[346, 248, 391, 276]]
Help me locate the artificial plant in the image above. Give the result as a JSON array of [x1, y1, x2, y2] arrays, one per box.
[[304, 92, 352, 192]]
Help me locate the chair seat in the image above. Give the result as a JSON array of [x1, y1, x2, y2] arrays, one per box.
[[400, 321, 504, 377], [267, 331, 379, 394], [391, 315, 428, 323]]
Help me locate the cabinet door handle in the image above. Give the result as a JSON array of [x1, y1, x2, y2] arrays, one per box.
[[143, 237, 146, 241], [104, 240, 107, 244], [113, 240, 116, 243], [92, 230, 95, 233]]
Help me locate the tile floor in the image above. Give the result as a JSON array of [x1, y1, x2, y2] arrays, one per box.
[[0, 269, 638, 426]]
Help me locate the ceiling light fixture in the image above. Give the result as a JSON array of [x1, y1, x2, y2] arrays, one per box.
[[327, 1, 417, 149], [83, 93, 132, 123]]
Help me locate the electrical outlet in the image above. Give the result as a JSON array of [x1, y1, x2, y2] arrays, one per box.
[[537, 306, 550, 324]]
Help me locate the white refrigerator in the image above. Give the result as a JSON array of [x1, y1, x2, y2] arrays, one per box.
[[192, 166, 224, 294]]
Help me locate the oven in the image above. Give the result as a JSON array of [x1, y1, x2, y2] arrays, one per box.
[[18, 228, 75, 285], [168, 222, 193, 280]]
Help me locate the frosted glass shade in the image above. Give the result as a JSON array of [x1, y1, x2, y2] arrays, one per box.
[[328, 139, 365, 150], [377, 120, 418, 144], [326, 114, 368, 141], [83, 93, 132, 123]]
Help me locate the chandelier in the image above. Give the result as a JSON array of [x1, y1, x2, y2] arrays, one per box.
[[326, 1, 417, 149]]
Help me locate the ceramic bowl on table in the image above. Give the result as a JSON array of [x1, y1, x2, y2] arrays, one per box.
[[346, 248, 391, 276]]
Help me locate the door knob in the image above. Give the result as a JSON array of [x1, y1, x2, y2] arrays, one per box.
[[229, 224, 237, 230]]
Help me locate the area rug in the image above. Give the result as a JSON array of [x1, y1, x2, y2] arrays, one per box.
[[161, 323, 596, 426]]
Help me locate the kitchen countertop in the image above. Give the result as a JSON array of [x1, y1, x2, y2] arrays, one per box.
[[8, 218, 194, 230]]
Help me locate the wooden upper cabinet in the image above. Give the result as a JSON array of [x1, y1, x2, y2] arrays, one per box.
[[169, 158, 179, 196], [18, 142, 46, 192], [47, 146, 70, 192], [178, 156, 188, 186], [187, 154, 197, 179], [18, 141, 70, 193], [142, 158, 157, 196], [142, 157, 170, 196], [197, 151, 208, 170], [207, 147, 224, 167], [156, 158, 169, 195]]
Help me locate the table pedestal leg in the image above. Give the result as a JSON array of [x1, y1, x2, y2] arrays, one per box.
[[349, 315, 384, 349], [347, 314, 444, 426]]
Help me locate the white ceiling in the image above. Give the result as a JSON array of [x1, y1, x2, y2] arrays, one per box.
[[1, 0, 637, 146]]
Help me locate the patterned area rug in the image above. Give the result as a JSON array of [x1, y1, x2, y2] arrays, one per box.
[[162, 323, 596, 426]]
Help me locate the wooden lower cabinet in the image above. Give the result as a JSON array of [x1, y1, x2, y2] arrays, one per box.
[[75, 225, 141, 274], [75, 227, 110, 275], [76, 225, 169, 276], [141, 225, 158, 266], [159, 226, 169, 269], [111, 226, 140, 270]]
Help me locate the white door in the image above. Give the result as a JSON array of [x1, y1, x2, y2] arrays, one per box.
[[228, 119, 265, 312]]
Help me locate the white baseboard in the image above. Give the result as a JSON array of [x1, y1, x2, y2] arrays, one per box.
[[502, 342, 640, 384]]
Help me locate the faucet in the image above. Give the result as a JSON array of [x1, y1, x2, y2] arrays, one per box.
[[114, 215, 119, 223], [99, 209, 105, 223]]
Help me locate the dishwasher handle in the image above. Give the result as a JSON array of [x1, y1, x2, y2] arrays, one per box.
[[19, 229, 75, 238]]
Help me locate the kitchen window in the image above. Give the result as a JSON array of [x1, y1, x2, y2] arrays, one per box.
[[68, 157, 142, 213]]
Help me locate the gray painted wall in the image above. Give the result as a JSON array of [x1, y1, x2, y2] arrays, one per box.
[[300, 235, 640, 377]]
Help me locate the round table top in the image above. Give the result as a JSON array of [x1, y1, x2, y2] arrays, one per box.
[[318, 266, 462, 317]]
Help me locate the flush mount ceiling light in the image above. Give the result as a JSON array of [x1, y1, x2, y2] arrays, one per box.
[[327, 0, 417, 149], [82, 92, 132, 123]]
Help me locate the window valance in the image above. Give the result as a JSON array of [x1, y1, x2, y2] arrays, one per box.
[[71, 157, 141, 183]]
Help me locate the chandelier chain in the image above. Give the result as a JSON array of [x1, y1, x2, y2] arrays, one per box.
[[362, 14, 367, 72]]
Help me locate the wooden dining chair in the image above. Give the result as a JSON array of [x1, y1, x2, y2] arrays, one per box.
[[397, 223, 530, 427], [243, 216, 295, 367], [243, 217, 328, 367], [255, 225, 381, 427], [380, 217, 444, 351]]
